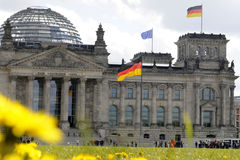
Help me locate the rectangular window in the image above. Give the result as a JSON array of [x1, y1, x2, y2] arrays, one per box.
[[111, 87, 117, 98], [143, 89, 149, 99], [174, 90, 180, 100], [203, 111, 212, 127], [159, 89, 165, 99], [127, 88, 133, 99]]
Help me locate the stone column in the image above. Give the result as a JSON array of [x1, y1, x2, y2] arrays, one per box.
[[80, 78, 86, 121], [230, 86, 235, 126], [194, 83, 200, 125], [76, 77, 86, 122], [135, 82, 141, 125], [96, 79, 103, 125], [43, 76, 51, 114], [26, 76, 34, 110], [9, 75, 17, 100], [167, 84, 172, 125], [119, 82, 126, 126], [60, 77, 70, 129], [101, 79, 109, 124], [220, 84, 226, 126], [151, 83, 157, 125]]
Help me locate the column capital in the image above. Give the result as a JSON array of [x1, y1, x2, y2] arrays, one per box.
[[167, 83, 173, 88], [102, 78, 108, 85], [136, 82, 141, 87], [44, 76, 52, 81], [80, 76, 87, 82], [27, 76, 35, 81], [9, 75, 17, 81], [152, 82, 158, 87], [120, 81, 126, 86], [230, 85, 236, 90], [193, 83, 200, 88], [96, 78, 102, 84], [63, 76, 70, 82], [220, 84, 227, 89]]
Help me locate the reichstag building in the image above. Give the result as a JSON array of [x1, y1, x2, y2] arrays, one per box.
[[0, 7, 237, 145]]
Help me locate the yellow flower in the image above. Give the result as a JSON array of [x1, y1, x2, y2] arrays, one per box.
[[96, 155, 101, 159], [40, 154, 56, 160], [72, 153, 97, 160], [2, 153, 22, 160], [0, 93, 63, 144], [15, 142, 41, 159], [130, 157, 148, 160], [222, 155, 228, 159], [107, 154, 114, 160]]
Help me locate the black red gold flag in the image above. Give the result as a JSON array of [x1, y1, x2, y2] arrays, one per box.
[[117, 59, 142, 82], [187, 5, 202, 17]]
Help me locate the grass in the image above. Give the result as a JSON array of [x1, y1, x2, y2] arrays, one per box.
[[38, 145, 240, 160]]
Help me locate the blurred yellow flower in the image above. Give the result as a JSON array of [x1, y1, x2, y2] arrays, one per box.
[[40, 154, 56, 160], [72, 153, 96, 160], [130, 157, 148, 160], [107, 154, 114, 160], [222, 155, 228, 159], [2, 153, 22, 160], [15, 142, 41, 159], [0, 93, 62, 144], [115, 152, 128, 159]]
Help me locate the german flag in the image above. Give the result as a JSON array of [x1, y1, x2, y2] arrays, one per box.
[[187, 5, 202, 18], [117, 59, 142, 82]]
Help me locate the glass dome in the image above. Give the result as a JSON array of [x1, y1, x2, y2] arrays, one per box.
[[0, 7, 82, 45]]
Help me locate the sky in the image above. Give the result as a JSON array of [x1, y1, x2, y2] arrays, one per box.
[[0, 0, 240, 95]]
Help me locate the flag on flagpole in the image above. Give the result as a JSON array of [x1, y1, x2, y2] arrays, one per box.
[[187, 5, 202, 17], [117, 58, 142, 82], [141, 29, 152, 39]]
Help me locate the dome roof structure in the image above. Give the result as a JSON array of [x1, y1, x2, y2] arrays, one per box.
[[0, 6, 82, 45]]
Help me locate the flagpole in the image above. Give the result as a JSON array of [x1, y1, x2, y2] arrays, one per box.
[[151, 28, 153, 52], [139, 56, 143, 146], [201, 4, 203, 33]]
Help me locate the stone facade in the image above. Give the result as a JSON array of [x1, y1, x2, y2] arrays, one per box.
[[0, 19, 238, 146]]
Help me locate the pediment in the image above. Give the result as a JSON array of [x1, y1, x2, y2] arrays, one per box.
[[8, 47, 105, 71], [200, 101, 216, 109]]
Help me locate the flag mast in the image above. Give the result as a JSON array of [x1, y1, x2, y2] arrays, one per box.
[[151, 28, 153, 52], [139, 56, 143, 146]]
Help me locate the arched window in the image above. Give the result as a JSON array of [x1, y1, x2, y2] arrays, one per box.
[[213, 47, 217, 56], [172, 107, 180, 127], [142, 106, 149, 126], [157, 107, 165, 126], [204, 47, 209, 56], [109, 105, 117, 126], [201, 88, 215, 100], [125, 106, 133, 125], [196, 46, 201, 55]]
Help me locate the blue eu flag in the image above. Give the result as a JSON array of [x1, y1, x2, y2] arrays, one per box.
[[141, 29, 152, 39]]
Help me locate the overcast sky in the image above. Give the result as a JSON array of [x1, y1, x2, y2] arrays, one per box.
[[0, 0, 240, 95]]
